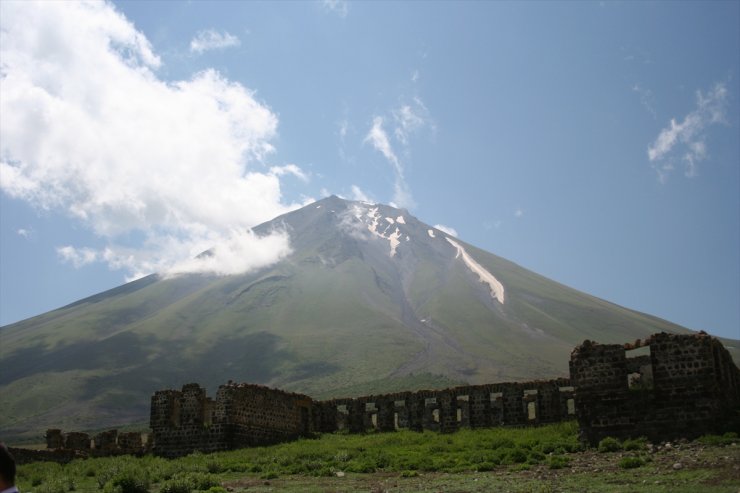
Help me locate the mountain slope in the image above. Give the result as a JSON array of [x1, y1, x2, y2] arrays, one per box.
[[1, 196, 737, 440]]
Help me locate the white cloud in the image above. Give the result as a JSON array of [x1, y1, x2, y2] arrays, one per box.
[[394, 105, 425, 145], [322, 0, 348, 18], [57, 246, 99, 268], [647, 82, 728, 181], [434, 224, 458, 237], [365, 117, 401, 170], [190, 29, 240, 54], [350, 185, 372, 203], [364, 117, 415, 208], [514, 208, 524, 218], [364, 97, 433, 209], [269, 164, 309, 182], [16, 228, 31, 238], [0, 1, 303, 278]]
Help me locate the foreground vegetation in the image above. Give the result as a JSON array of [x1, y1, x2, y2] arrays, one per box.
[[16, 422, 740, 493]]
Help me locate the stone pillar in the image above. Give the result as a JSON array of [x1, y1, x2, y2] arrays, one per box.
[[468, 388, 491, 428], [93, 429, 118, 453], [501, 385, 525, 425], [376, 399, 396, 432], [118, 432, 143, 453], [406, 395, 424, 432], [64, 432, 91, 451], [438, 391, 458, 433], [347, 400, 365, 433], [46, 429, 64, 449]]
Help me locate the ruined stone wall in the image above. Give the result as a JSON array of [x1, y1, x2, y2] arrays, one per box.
[[150, 382, 316, 458], [43, 428, 147, 457], [322, 377, 574, 435], [146, 332, 736, 456], [570, 332, 740, 445], [219, 382, 314, 448]]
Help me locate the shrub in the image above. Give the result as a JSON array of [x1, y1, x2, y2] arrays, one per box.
[[547, 455, 570, 469], [598, 437, 621, 453], [503, 448, 528, 464], [622, 437, 648, 451], [36, 478, 67, 493], [160, 478, 191, 493], [698, 432, 738, 446], [618, 456, 645, 469]]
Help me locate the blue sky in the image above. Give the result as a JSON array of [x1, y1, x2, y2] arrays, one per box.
[[1, 1, 738, 340]]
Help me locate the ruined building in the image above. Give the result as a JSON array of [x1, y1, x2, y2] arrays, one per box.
[[150, 379, 575, 457], [143, 332, 738, 457], [570, 331, 740, 445]]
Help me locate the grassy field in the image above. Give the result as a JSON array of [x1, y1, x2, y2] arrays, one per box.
[[15, 422, 740, 493]]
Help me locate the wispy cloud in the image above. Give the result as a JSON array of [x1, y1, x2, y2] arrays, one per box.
[[57, 246, 99, 268], [364, 116, 416, 209], [364, 96, 433, 209], [322, 0, 348, 18], [350, 185, 372, 203], [514, 208, 524, 218], [647, 82, 728, 182], [190, 29, 240, 54], [16, 228, 32, 239], [632, 83, 656, 119], [434, 224, 458, 237], [269, 164, 310, 182], [0, 1, 302, 278]]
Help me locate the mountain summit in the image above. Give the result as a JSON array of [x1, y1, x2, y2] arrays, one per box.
[[1, 196, 737, 439]]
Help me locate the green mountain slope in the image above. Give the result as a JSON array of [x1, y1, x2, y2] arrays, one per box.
[[1, 196, 737, 440]]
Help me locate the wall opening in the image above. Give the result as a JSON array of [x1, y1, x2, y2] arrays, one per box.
[[527, 401, 537, 420], [567, 398, 575, 415]]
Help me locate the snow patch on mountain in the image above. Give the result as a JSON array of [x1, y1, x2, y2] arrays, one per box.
[[344, 203, 408, 257], [428, 229, 436, 238], [446, 238, 505, 304]]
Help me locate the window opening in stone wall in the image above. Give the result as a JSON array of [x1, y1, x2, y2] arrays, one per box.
[[337, 404, 348, 415], [432, 409, 440, 423], [527, 401, 537, 420], [626, 346, 653, 390], [425, 397, 437, 405], [490, 392, 503, 403], [567, 398, 575, 415], [394, 412, 400, 430], [371, 414, 377, 428]]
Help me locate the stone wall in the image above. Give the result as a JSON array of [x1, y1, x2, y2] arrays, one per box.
[[44, 428, 147, 457], [149, 377, 575, 457], [149, 382, 316, 458], [570, 332, 740, 445], [324, 378, 574, 436]]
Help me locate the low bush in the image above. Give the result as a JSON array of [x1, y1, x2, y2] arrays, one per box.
[[618, 456, 645, 469], [547, 455, 570, 469], [597, 437, 621, 453], [622, 437, 648, 451], [697, 432, 738, 446]]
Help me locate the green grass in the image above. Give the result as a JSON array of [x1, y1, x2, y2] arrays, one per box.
[[14, 424, 740, 493]]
